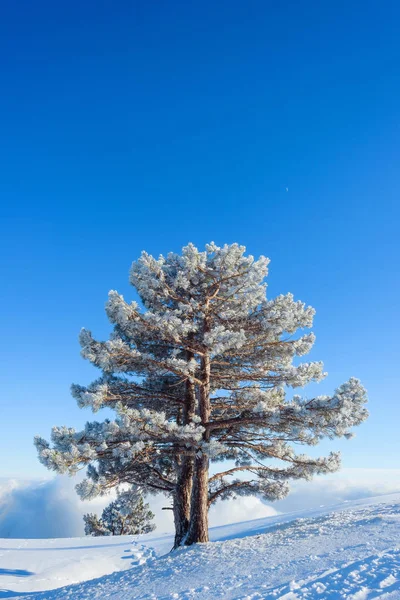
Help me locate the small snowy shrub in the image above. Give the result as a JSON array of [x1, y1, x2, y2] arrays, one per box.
[[84, 489, 155, 536]]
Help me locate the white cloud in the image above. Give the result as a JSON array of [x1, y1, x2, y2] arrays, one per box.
[[0, 469, 399, 539], [0, 477, 277, 539], [210, 495, 278, 526], [263, 469, 400, 514], [0, 477, 113, 539]]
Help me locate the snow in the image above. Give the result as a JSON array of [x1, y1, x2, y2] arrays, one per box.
[[1, 493, 400, 599], [0, 535, 160, 596]]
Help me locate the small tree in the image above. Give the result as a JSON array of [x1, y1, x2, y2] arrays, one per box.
[[35, 242, 368, 546], [83, 513, 108, 536], [84, 488, 155, 536]]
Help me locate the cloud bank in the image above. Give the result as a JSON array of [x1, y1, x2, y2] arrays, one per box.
[[0, 477, 112, 538], [0, 477, 277, 538], [0, 469, 399, 539], [270, 469, 400, 514]]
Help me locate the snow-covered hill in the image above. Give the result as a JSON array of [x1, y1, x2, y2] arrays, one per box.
[[1, 493, 400, 599]]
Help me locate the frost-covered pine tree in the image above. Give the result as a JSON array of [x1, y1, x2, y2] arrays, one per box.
[[83, 513, 108, 537], [84, 488, 155, 536], [35, 243, 368, 546]]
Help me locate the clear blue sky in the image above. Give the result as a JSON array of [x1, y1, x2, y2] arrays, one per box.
[[1, 1, 398, 478]]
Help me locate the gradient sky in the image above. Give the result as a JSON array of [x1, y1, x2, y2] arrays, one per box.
[[1, 1, 399, 478]]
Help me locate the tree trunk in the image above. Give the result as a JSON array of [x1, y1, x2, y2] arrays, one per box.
[[173, 359, 197, 549], [184, 453, 209, 544], [185, 330, 211, 545], [172, 455, 194, 548]]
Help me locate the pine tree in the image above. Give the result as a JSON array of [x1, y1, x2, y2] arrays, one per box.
[[35, 242, 368, 546], [83, 513, 108, 536], [84, 488, 155, 536]]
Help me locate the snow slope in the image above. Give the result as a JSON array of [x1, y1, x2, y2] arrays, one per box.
[[1, 493, 400, 599]]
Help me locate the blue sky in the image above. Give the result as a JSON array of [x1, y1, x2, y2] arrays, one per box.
[[1, 1, 399, 478]]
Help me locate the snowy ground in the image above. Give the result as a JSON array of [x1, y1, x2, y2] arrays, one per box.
[[1, 493, 400, 599]]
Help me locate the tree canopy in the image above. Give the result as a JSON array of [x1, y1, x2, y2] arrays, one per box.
[[35, 242, 368, 546]]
